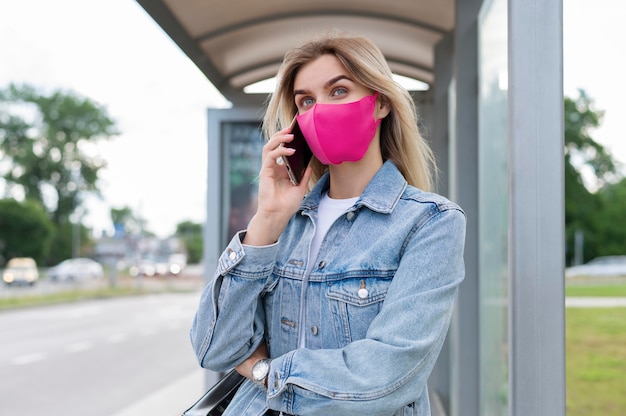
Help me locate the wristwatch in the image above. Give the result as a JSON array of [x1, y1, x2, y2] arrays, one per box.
[[251, 358, 271, 388]]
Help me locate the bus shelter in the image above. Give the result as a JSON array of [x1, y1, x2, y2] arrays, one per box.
[[137, 1, 565, 414]]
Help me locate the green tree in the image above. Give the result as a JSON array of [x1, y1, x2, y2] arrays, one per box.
[[564, 90, 623, 264], [46, 221, 93, 266], [0, 198, 54, 265], [565, 89, 616, 189], [0, 83, 118, 225], [594, 178, 626, 256], [175, 220, 203, 264]]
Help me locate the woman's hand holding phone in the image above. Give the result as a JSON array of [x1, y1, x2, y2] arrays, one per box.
[[242, 122, 312, 246]]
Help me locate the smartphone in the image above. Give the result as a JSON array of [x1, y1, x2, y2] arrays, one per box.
[[283, 117, 313, 185]]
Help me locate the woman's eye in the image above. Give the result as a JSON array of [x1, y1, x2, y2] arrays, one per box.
[[301, 97, 315, 107], [332, 88, 348, 97]]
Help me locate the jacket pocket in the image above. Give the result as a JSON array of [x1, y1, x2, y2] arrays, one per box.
[[325, 275, 392, 345]]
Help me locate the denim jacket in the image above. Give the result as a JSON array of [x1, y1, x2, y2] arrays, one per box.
[[190, 161, 466, 416]]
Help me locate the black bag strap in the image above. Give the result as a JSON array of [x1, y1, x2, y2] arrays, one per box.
[[182, 369, 245, 416]]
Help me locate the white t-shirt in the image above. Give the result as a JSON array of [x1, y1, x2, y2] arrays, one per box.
[[306, 191, 359, 275]]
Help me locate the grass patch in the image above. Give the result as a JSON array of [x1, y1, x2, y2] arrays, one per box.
[[565, 277, 626, 297], [566, 307, 626, 415], [0, 286, 156, 311], [0, 275, 203, 311]]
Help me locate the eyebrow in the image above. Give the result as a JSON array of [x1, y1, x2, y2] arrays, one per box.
[[293, 74, 353, 96]]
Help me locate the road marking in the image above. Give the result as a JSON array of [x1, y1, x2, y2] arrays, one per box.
[[66, 341, 93, 352], [11, 352, 46, 365]]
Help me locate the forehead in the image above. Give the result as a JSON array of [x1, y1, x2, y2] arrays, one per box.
[[293, 54, 348, 89]]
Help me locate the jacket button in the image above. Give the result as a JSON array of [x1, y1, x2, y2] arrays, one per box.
[[358, 279, 368, 298], [311, 326, 319, 335], [227, 249, 236, 261], [318, 261, 326, 269], [346, 211, 355, 221]]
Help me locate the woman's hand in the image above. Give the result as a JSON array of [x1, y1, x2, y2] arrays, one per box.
[[235, 342, 269, 380], [243, 125, 312, 246]]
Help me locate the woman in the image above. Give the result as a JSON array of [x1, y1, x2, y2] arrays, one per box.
[[190, 33, 466, 416]]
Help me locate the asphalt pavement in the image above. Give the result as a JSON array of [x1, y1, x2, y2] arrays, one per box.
[[108, 266, 220, 416]]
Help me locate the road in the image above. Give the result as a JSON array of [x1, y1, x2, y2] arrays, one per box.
[[0, 291, 209, 416]]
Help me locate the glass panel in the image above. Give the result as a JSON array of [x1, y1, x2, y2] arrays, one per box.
[[220, 121, 264, 247], [478, 0, 509, 414]]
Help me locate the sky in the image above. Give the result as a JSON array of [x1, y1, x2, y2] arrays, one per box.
[[0, 0, 624, 238]]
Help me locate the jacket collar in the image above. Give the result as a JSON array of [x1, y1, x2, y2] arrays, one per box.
[[301, 161, 407, 214]]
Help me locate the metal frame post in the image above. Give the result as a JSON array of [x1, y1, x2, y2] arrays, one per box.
[[508, 0, 565, 414]]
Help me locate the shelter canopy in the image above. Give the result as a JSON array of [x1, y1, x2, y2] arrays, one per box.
[[137, 0, 454, 105]]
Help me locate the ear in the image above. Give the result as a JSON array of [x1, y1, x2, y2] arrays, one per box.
[[375, 95, 391, 120]]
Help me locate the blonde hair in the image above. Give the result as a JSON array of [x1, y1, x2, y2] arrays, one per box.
[[263, 32, 436, 191]]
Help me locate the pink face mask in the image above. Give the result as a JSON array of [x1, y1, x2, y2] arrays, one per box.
[[296, 93, 381, 165]]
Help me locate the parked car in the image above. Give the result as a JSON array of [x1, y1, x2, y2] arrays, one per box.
[[129, 254, 188, 277], [129, 260, 157, 277], [565, 255, 626, 278], [154, 257, 170, 276], [168, 253, 187, 275], [47, 258, 104, 282], [3, 257, 39, 285]]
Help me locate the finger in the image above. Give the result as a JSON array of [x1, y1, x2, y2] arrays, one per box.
[[265, 130, 294, 152], [262, 144, 295, 172]]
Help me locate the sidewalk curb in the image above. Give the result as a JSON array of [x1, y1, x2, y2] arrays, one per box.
[[566, 297, 626, 307]]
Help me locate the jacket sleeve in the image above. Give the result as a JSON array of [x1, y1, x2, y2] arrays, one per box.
[[266, 207, 466, 415], [189, 231, 279, 371]]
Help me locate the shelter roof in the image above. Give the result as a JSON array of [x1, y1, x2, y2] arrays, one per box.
[[137, 0, 454, 105]]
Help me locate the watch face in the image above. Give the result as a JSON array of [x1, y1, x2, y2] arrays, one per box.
[[253, 359, 270, 382]]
